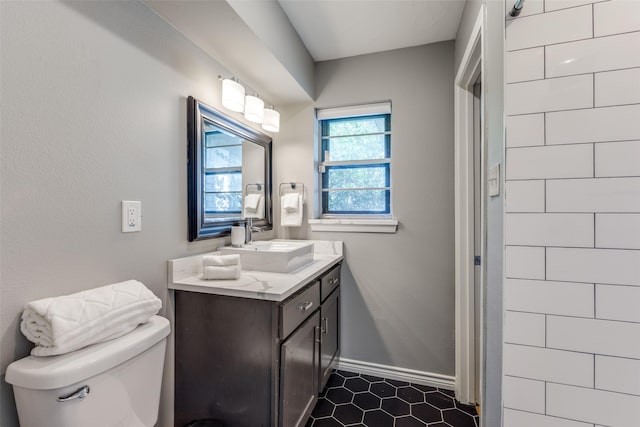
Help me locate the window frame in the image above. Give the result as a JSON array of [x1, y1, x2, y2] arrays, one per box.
[[318, 109, 392, 218]]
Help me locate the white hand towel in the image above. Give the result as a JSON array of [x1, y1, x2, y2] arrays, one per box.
[[203, 265, 241, 280], [243, 195, 264, 219], [281, 194, 303, 227], [282, 193, 299, 212], [203, 254, 241, 267], [20, 280, 162, 357], [244, 194, 262, 211]]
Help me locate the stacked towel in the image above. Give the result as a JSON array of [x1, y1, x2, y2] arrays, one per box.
[[202, 254, 241, 280], [20, 280, 162, 356], [243, 194, 264, 218], [281, 193, 304, 227]]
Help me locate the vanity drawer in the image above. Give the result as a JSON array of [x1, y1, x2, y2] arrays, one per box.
[[321, 264, 341, 302], [280, 281, 320, 339]]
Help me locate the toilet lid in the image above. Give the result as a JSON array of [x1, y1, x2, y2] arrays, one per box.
[[5, 315, 170, 390]]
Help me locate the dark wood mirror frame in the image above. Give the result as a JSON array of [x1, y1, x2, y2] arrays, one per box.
[[187, 96, 272, 241]]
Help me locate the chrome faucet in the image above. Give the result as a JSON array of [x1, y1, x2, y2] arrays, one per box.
[[244, 218, 263, 244]]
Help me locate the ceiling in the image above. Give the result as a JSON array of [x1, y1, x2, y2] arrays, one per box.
[[278, 0, 466, 62]]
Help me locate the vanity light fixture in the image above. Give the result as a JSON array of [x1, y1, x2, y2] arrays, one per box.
[[218, 76, 280, 132], [262, 106, 280, 133], [244, 94, 264, 124], [221, 77, 245, 113]]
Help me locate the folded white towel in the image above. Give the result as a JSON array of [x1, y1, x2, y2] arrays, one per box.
[[281, 194, 304, 227], [203, 265, 241, 280], [203, 254, 241, 267], [282, 193, 299, 212], [244, 194, 262, 211], [20, 280, 162, 357], [243, 195, 264, 219]]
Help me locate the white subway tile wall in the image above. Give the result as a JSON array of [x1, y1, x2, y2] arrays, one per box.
[[504, 1, 640, 425]]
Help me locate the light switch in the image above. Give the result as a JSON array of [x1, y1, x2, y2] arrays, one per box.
[[122, 201, 141, 232], [488, 164, 500, 197]]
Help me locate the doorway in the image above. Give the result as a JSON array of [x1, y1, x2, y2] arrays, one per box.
[[454, 5, 484, 409]]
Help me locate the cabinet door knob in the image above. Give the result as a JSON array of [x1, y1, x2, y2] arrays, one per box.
[[298, 301, 314, 311]]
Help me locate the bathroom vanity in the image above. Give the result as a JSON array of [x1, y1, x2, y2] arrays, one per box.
[[169, 241, 343, 427]]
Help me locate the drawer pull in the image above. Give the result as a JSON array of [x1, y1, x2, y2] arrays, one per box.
[[322, 317, 328, 334], [329, 277, 339, 285], [315, 326, 322, 343], [297, 301, 314, 312]]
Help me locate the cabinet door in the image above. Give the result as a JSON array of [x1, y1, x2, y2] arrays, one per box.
[[319, 288, 339, 392], [280, 311, 320, 427]]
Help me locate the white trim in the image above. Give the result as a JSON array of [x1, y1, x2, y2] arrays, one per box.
[[316, 102, 391, 120], [337, 357, 455, 390], [308, 218, 398, 233], [454, 4, 485, 406]]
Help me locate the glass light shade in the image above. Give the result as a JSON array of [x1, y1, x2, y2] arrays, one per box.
[[262, 107, 280, 132], [244, 95, 264, 123], [221, 79, 245, 112]]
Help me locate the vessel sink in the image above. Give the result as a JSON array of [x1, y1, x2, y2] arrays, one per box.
[[220, 241, 314, 273]]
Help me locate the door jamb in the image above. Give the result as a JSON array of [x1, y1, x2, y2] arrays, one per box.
[[454, 5, 485, 406]]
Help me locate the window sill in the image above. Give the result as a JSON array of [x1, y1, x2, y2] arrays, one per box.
[[308, 218, 398, 234]]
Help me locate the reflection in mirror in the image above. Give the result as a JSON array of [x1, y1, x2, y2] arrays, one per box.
[[188, 96, 272, 241]]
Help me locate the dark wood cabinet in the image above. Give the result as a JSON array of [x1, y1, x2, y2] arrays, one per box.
[[174, 262, 341, 427]]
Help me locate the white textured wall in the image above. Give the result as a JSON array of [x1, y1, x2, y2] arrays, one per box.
[[276, 42, 457, 377], [0, 2, 274, 426], [503, 1, 640, 426]]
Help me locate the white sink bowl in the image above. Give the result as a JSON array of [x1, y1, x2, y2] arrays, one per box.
[[220, 241, 314, 273]]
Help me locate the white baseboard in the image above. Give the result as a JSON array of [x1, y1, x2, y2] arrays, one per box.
[[337, 357, 455, 391]]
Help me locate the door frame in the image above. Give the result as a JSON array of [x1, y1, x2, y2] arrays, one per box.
[[454, 5, 485, 406]]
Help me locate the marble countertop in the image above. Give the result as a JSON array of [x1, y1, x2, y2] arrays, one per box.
[[168, 240, 343, 302]]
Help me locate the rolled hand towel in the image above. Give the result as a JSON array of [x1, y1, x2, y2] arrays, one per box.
[[20, 280, 162, 357], [203, 265, 241, 280], [203, 254, 241, 267]]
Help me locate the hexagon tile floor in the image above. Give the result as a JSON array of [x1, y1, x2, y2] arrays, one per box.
[[306, 370, 478, 427]]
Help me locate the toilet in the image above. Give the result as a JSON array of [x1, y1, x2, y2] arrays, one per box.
[[5, 315, 170, 427]]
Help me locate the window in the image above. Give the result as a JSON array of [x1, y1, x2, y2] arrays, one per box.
[[203, 124, 243, 215], [318, 103, 391, 216]]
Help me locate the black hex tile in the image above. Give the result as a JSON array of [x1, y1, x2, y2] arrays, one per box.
[[363, 409, 394, 427], [455, 401, 478, 416], [381, 397, 410, 416], [336, 370, 360, 378], [384, 378, 409, 387], [440, 389, 455, 397], [326, 375, 346, 388], [411, 403, 442, 424], [360, 374, 384, 383], [312, 398, 335, 418], [411, 383, 437, 393], [397, 386, 424, 403], [425, 391, 455, 409], [312, 417, 343, 427], [333, 404, 364, 425], [326, 387, 354, 404], [394, 415, 427, 426], [353, 392, 381, 410], [370, 382, 396, 398], [309, 370, 476, 427], [344, 377, 370, 393], [442, 409, 477, 427]]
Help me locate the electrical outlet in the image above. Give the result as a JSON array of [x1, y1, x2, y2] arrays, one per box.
[[122, 201, 141, 232]]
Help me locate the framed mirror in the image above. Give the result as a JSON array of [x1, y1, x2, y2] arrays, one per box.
[[187, 96, 272, 241]]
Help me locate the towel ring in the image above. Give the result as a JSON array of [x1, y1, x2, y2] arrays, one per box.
[[279, 182, 305, 197], [245, 183, 263, 194]]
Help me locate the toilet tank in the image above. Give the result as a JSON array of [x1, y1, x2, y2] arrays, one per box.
[[5, 315, 170, 427]]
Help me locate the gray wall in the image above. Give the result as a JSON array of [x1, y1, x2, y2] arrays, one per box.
[[455, 1, 505, 426], [275, 42, 457, 376], [0, 2, 274, 426]]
